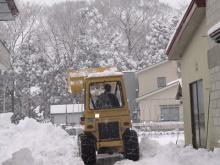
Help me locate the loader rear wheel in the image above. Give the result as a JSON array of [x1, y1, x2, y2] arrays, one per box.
[[80, 134, 96, 165], [123, 129, 139, 161]]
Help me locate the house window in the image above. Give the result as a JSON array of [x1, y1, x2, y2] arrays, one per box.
[[160, 105, 179, 121], [157, 77, 166, 88]]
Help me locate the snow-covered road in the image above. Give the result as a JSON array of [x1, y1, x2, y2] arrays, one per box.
[[1, 113, 220, 165]]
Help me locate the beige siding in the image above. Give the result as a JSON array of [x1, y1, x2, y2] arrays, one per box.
[[139, 84, 182, 122], [180, 17, 213, 148], [137, 61, 178, 96], [136, 60, 180, 123]]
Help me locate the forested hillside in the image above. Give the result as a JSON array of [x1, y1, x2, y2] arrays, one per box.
[[0, 0, 183, 118]]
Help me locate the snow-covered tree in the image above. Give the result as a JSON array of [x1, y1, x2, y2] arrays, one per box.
[[0, 0, 182, 119]]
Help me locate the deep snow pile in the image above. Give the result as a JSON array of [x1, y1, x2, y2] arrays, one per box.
[[116, 138, 220, 165], [1, 113, 220, 165], [0, 113, 83, 165], [3, 148, 39, 165]]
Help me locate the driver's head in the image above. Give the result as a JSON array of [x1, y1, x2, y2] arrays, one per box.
[[104, 84, 111, 92]]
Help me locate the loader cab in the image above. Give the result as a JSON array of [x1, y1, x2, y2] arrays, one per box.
[[85, 75, 129, 112]]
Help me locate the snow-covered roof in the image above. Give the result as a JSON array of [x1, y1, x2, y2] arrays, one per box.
[[68, 67, 123, 79], [87, 71, 123, 78], [208, 21, 220, 43], [87, 67, 123, 78], [50, 104, 84, 114], [167, 78, 182, 87], [136, 60, 169, 75], [208, 21, 220, 36], [136, 80, 180, 102]]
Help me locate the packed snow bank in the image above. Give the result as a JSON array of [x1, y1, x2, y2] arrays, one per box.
[[1, 113, 220, 165], [0, 113, 13, 129], [2, 148, 41, 165], [116, 137, 220, 165], [0, 113, 83, 165]]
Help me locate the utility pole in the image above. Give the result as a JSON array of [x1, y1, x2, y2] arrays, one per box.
[[3, 86, 5, 113], [11, 80, 15, 113], [65, 104, 68, 126]]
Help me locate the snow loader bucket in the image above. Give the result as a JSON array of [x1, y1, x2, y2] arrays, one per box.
[[67, 67, 115, 93], [67, 70, 85, 93]]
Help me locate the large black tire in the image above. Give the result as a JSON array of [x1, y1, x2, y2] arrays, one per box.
[[79, 134, 96, 165], [123, 129, 139, 161]]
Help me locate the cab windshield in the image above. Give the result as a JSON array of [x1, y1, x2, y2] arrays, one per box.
[[89, 81, 124, 110]]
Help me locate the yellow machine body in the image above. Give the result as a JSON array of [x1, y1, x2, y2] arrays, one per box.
[[67, 67, 132, 153]]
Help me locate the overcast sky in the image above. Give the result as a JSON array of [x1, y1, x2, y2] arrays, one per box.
[[21, 0, 191, 9], [159, 0, 191, 9]]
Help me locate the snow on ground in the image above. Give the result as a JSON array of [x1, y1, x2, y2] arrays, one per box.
[[0, 113, 83, 165], [116, 131, 220, 165], [1, 113, 220, 165], [116, 139, 220, 165]]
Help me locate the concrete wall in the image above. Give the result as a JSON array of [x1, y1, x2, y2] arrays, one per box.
[[139, 84, 182, 122], [51, 112, 83, 125], [180, 16, 213, 148], [207, 0, 220, 148], [137, 61, 178, 96]]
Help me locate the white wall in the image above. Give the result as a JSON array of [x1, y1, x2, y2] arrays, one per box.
[[51, 113, 83, 125]]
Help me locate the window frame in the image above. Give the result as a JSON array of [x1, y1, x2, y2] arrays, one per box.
[[157, 77, 167, 88], [89, 81, 125, 110], [160, 104, 180, 121]]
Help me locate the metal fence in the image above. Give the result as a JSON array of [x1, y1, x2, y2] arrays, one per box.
[[133, 121, 184, 132]]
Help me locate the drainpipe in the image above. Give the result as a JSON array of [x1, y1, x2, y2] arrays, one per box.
[[66, 104, 68, 126]]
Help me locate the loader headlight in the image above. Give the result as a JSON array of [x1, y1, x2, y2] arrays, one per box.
[[95, 113, 100, 119]]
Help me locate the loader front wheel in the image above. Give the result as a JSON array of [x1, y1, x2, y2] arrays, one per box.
[[123, 129, 139, 161], [80, 134, 96, 165]]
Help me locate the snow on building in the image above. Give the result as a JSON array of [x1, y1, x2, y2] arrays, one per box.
[[50, 104, 84, 125], [135, 60, 183, 123]]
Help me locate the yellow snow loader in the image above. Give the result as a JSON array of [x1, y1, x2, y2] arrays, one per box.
[[67, 67, 139, 165]]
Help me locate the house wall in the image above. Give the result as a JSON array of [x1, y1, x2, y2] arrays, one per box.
[[139, 84, 182, 122], [137, 61, 178, 96], [0, 41, 10, 70], [180, 17, 213, 148], [51, 113, 83, 125], [207, 0, 220, 148]]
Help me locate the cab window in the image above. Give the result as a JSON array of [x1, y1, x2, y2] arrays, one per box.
[[89, 81, 124, 110]]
